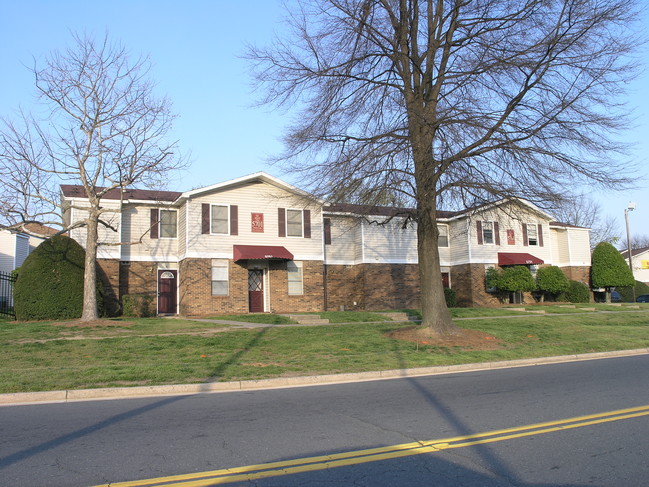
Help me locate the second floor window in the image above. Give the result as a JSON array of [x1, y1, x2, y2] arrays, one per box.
[[159, 210, 177, 238], [286, 209, 303, 237], [211, 205, 229, 234], [527, 224, 538, 245], [438, 225, 449, 247], [482, 221, 494, 244]]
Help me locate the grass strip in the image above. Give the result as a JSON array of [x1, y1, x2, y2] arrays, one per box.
[[2, 311, 649, 393]]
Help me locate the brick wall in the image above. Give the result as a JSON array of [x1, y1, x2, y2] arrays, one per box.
[[178, 258, 324, 316], [325, 265, 365, 311], [360, 263, 421, 310], [97, 259, 120, 316], [560, 266, 591, 285], [451, 263, 501, 307]]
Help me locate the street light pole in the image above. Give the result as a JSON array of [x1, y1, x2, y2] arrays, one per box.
[[625, 202, 636, 301]]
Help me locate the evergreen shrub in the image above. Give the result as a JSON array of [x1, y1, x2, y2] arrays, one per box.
[[444, 288, 457, 308], [122, 294, 155, 317], [14, 235, 102, 320], [558, 280, 590, 303]]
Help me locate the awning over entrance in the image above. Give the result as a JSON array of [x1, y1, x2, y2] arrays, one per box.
[[497, 252, 544, 266], [233, 245, 294, 262]]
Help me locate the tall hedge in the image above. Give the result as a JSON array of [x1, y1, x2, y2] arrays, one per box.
[[591, 242, 634, 289], [14, 235, 101, 320]]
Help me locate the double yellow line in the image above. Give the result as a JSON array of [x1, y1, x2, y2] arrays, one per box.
[[95, 404, 649, 487]]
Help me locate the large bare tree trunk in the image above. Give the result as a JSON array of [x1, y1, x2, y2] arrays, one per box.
[[81, 215, 99, 321], [417, 192, 457, 334]]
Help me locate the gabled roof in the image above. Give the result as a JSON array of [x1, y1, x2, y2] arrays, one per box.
[[60, 185, 182, 203], [180, 172, 322, 203], [324, 203, 460, 220], [620, 246, 649, 259], [323, 197, 558, 223]]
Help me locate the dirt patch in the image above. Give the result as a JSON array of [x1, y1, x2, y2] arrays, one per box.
[[386, 326, 503, 351]]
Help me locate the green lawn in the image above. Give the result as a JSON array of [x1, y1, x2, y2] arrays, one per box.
[[2, 309, 649, 393]]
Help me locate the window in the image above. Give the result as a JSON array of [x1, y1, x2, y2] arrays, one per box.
[[286, 209, 303, 237], [211, 205, 228, 234], [287, 261, 303, 295], [482, 221, 494, 244], [159, 210, 177, 238], [438, 225, 449, 247], [527, 224, 538, 246], [211, 259, 229, 296]]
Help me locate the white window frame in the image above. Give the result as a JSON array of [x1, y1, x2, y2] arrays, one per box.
[[287, 261, 303, 295], [211, 259, 229, 296], [286, 209, 303, 238], [482, 221, 495, 245], [527, 223, 538, 246], [438, 224, 449, 247], [211, 204, 229, 235], [159, 209, 178, 239]]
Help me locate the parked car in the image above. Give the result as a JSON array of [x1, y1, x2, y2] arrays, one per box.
[[611, 290, 622, 302], [636, 294, 649, 303]]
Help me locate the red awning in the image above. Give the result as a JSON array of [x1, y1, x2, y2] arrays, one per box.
[[233, 245, 294, 262], [497, 252, 544, 266]]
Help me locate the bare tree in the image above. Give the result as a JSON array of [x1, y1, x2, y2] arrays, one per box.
[[248, 0, 641, 335], [551, 196, 620, 249], [0, 34, 184, 321], [620, 235, 649, 250]]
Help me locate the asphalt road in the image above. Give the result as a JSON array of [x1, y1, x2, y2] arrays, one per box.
[[1, 355, 649, 486]]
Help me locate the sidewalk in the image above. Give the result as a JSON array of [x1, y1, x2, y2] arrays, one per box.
[[2, 348, 647, 407]]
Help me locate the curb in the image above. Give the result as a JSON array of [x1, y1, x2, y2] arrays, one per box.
[[2, 348, 648, 407]]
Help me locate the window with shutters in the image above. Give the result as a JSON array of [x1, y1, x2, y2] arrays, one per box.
[[286, 209, 303, 237], [287, 261, 303, 295], [482, 221, 494, 244], [526, 224, 538, 246], [211, 259, 229, 296], [159, 210, 177, 238], [211, 205, 229, 234]]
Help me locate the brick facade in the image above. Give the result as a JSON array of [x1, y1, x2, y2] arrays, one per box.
[[97, 258, 592, 315], [178, 258, 324, 316], [450, 263, 502, 307], [96, 259, 120, 316]]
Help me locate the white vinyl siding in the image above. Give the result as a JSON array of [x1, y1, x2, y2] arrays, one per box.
[[186, 182, 322, 260], [120, 205, 178, 261]]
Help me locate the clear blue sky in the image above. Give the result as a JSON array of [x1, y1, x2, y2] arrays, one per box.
[[1, 0, 648, 241]]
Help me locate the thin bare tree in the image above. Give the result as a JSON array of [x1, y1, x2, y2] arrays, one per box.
[[0, 33, 184, 321], [551, 196, 620, 249], [248, 0, 642, 335]]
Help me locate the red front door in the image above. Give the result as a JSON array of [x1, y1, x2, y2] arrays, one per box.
[[158, 270, 177, 314], [248, 269, 264, 313]]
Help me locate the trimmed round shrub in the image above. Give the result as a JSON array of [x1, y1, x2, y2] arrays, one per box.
[[14, 235, 100, 320], [591, 242, 634, 289], [536, 265, 570, 301], [558, 280, 590, 303]]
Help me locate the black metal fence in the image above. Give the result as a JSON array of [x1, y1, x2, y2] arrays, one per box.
[[0, 271, 16, 319]]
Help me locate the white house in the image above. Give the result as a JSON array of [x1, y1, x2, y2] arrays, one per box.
[[60, 172, 592, 315]]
